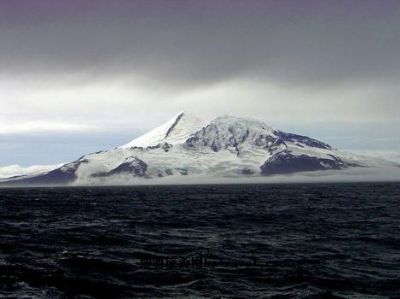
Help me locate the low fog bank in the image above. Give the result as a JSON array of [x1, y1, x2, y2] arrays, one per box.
[[350, 150, 400, 163], [70, 166, 400, 187], [1, 166, 399, 189]]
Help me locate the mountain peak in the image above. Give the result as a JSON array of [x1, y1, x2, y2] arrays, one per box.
[[206, 115, 277, 140], [120, 112, 205, 148], [212, 115, 273, 129]]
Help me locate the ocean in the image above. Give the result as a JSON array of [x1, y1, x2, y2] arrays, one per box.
[[0, 183, 399, 298]]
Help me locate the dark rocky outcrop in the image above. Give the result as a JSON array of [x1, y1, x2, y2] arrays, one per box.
[[147, 142, 172, 152], [261, 151, 347, 175], [93, 157, 147, 178], [274, 131, 332, 150], [165, 112, 184, 138], [177, 168, 188, 175]]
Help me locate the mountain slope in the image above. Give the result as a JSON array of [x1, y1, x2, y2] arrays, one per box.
[[0, 164, 61, 181], [3, 112, 396, 186]]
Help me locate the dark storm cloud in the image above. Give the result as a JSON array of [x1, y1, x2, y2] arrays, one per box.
[[1, 0, 400, 87]]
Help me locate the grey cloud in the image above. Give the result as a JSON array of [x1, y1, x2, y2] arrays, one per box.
[[0, 0, 400, 87]]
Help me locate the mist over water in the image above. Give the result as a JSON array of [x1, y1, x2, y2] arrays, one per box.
[[0, 183, 399, 298]]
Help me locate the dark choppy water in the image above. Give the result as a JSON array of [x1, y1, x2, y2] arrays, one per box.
[[0, 183, 399, 298]]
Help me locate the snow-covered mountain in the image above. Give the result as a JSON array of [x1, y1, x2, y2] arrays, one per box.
[[2, 112, 398, 186]]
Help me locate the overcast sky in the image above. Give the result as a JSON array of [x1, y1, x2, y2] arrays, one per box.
[[1, 0, 399, 166]]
